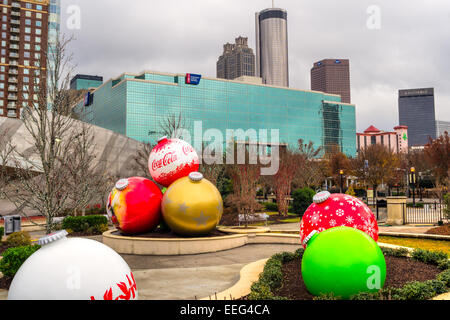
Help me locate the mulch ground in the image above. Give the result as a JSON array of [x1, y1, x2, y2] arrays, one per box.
[[0, 243, 13, 256], [67, 231, 103, 237], [273, 255, 442, 300], [0, 276, 12, 290], [426, 224, 450, 236], [111, 228, 229, 238]]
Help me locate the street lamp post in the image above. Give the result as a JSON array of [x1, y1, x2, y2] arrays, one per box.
[[339, 169, 344, 193], [409, 167, 416, 206]]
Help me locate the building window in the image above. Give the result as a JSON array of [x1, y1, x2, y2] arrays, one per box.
[[371, 136, 376, 145]]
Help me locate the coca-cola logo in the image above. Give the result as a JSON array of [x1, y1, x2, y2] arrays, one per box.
[[182, 144, 194, 156], [151, 152, 178, 171]]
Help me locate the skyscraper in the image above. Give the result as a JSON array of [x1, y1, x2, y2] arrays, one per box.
[[398, 88, 436, 147], [46, 0, 60, 104], [311, 59, 351, 104], [0, 0, 49, 118], [255, 7, 289, 87], [216, 36, 255, 80]]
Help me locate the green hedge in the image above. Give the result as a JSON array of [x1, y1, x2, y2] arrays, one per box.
[[0, 245, 41, 277], [249, 249, 304, 300], [292, 187, 315, 215], [249, 247, 450, 300], [62, 215, 108, 233]]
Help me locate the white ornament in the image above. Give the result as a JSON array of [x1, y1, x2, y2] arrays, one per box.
[[8, 230, 138, 300]]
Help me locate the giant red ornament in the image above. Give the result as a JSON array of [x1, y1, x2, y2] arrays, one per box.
[[148, 137, 199, 187], [300, 191, 378, 248], [107, 177, 162, 235]]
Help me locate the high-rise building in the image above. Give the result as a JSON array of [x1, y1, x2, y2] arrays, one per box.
[[255, 7, 289, 87], [311, 59, 351, 104], [398, 88, 436, 147], [435, 120, 450, 138], [74, 70, 356, 156], [0, 0, 49, 118], [46, 0, 59, 106], [216, 36, 255, 80], [70, 74, 103, 91]]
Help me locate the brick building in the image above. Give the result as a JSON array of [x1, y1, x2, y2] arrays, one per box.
[[311, 59, 351, 104], [0, 0, 49, 118]]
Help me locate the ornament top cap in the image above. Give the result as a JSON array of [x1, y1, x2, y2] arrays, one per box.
[[115, 178, 129, 191], [38, 230, 68, 246], [157, 136, 168, 143], [189, 172, 203, 182], [313, 191, 331, 204], [302, 230, 318, 246]]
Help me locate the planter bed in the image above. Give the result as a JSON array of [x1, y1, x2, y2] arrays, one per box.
[[246, 247, 450, 300]]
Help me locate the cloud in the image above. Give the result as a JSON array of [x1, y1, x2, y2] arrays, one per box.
[[61, 0, 450, 132]]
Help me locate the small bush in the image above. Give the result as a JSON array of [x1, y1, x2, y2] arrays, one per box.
[[62, 215, 108, 233], [263, 202, 278, 212], [381, 247, 409, 258], [349, 292, 379, 300], [0, 226, 4, 237], [398, 280, 446, 300], [437, 259, 450, 271], [436, 269, 450, 287], [292, 187, 315, 215], [411, 248, 448, 265], [345, 186, 356, 196], [6, 231, 32, 247], [0, 245, 40, 277], [313, 293, 341, 300]]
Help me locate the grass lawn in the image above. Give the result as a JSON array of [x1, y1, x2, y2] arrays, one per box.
[[379, 236, 450, 255]]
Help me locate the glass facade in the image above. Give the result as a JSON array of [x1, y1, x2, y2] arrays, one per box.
[[47, 0, 60, 92], [398, 88, 436, 147], [75, 71, 356, 157], [70, 75, 103, 90]]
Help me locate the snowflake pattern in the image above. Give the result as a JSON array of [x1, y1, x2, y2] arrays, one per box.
[[310, 211, 321, 226], [362, 218, 377, 238], [300, 194, 378, 244]]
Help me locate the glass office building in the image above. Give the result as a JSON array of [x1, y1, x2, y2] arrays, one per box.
[[398, 88, 436, 147], [74, 71, 356, 157], [70, 74, 103, 90]]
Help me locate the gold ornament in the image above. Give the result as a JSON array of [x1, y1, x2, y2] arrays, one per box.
[[161, 172, 223, 236]]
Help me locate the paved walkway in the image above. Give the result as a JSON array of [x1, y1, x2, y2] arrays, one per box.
[[268, 222, 435, 234], [0, 221, 439, 300]]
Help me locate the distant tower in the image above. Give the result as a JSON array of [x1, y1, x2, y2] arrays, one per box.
[[217, 36, 255, 80], [398, 88, 436, 147], [311, 59, 351, 103], [255, 7, 289, 87]]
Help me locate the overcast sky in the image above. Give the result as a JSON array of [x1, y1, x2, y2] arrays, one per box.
[[61, 0, 450, 132]]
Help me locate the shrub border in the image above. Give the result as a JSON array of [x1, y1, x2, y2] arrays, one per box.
[[248, 247, 450, 300]]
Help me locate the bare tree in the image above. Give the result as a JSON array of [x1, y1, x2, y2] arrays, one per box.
[[293, 139, 325, 189], [263, 149, 298, 217], [129, 142, 154, 180], [0, 128, 16, 194], [159, 111, 188, 139], [5, 35, 106, 233], [224, 142, 262, 227], [351, 144, 399, 201]]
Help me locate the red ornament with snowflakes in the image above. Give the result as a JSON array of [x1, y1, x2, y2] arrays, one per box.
[[148, 137, 200, 187], [300, 191, 378, 248]]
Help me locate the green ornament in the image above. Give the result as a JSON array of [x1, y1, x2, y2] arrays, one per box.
[[301, 226, 386, 299]]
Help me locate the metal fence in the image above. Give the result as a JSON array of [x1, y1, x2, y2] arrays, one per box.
[[403, 201, 446, 224]]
